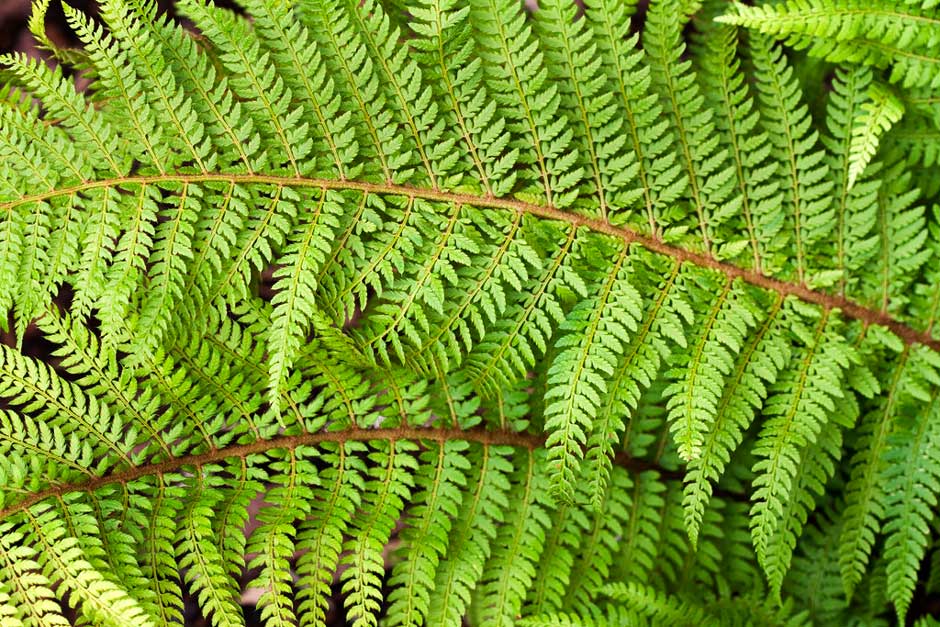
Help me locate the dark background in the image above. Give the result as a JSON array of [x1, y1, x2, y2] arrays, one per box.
[[0, 0, 244, 56], [1, 0, 160, 55]]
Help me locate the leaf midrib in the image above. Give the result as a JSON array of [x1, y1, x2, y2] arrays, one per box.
[[0, 425, 673, 523], [3, 171, 935, 351]]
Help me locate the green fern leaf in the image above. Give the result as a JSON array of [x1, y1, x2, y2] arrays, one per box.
[[0, 1, 938, 624], [848, 82, 904, 188], [719, 0, 940, 89], [543, 239, 642, 501]]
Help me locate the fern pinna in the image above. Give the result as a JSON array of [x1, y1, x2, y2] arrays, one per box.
[[1, 0, 940, 624]]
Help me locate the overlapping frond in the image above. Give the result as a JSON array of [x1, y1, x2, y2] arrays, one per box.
[[0, 0, 937, 625], [718, 0, 940, 89]]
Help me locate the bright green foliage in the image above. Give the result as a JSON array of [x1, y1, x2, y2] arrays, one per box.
[[697, 22, 783, 274], [601, 581, 711, 625], [823, 66, 883, 299], [543, 238, 643, 501], [664, 273, 759, 463], [644, 0, 737, 252], [426, 444, 513, 626], [266, 191, 342, 409], [749, 33, 835, 286], [682, 291, 788, 545], [386, 441, 469, 625], [751, 305, 859, 596], [0, 0, 938, 625], [408, 0, 517, 197], [718, 1, 940, 88], [246, 450, 317, 626], [534, 0, 640, 219], [176, 473, 245, 627], [883, 382, 940, 622], [294, 443, 364, 626], [848, 83, 905, 188], [341, 441, 416, 627], [467, 0, 581, 208], [476, 449, 553, 627], [584, 0, 684, 233]]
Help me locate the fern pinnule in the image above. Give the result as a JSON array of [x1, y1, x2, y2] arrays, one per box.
[[0, 0, 939, 623]]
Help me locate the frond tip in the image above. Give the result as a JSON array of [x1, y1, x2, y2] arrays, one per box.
[[848, 82, 904, 188], [0, 0, 938, 624]]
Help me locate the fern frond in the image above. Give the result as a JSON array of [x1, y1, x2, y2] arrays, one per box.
[[683, 291, 788, 545], [601, 581, 710, 626], [184, 0, 313, 176], [266, 190, 341, 408], [427, 444, 513, 627], [837, 341, 930, 597], [0, 344, 134, 473], [465, 222, 581, 393], [859, 155, 931, 313], [0, 53, 127, 176], [749, 34, 834, 286], [664, 274, 759, 462], [719, 0, 940, 89], [244, 450, 315, 626], [176, 473, 245, 627], [239, 0, 357, 180], [561, 466, 633, 612], [698, 23, 782, 272], [410, 0, 517, 196], [645, 0, 738, 253], [750, 305, 855, 585], [0, 1, 939, 624], [99, 0, 212, 171], [543, 238, 642, 501], [535, 0, 638, 220], [341, 441, 416, 627], [823, 66, 882, 300], [848, 82, 904, 188], [881, 351, 940, 620], [138, 473, 186, 626], [25, 500, 156, 627], [611, 469, 668, 582], [468, 0, 581, 207], [61, 2, 169, 174], [295, 443, 364, 626], [585, 0, 683, 233], [359, 0, 457, 188], [525, 480, 591, 614], [761, 408, 850, 598], [386, 441, 469, 626], [477, 449, 552, 627], [0, 521, 70, 626]]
